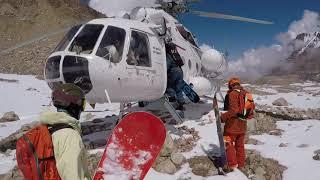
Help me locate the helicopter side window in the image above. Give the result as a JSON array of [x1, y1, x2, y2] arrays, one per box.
[[176, 26, 198, 47], [126, 31, 151, 67], [96, 26, 126, 63], [69, 24, 104, 54], [53, 25, 82, 52]]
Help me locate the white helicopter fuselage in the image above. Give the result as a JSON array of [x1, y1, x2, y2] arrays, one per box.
[[44, 8, 226, 104]]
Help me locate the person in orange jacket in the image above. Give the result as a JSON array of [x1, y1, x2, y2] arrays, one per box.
[[221, 77, 248, 172]]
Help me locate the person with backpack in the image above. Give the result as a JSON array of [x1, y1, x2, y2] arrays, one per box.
[[165, 42, 185, 111], [221, 77, 255, 172], [16, 83, 90, 180]]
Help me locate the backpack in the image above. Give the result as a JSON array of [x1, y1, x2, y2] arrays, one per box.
[[224, 89, 255, 120], [16, 124, 73, 180], [166, 43, 184, 67]]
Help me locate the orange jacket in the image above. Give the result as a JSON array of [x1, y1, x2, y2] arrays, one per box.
[[221, 86, 247, 135]]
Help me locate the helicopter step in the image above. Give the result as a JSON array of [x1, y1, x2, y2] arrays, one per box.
[[121, 96, 184, 124]]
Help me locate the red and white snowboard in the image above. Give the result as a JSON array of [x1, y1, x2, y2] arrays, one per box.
[[93, 111, 166, 180]]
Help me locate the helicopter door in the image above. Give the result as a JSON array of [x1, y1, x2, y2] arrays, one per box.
[[122, 30, 166, 101], [93, 26, 127, 102]]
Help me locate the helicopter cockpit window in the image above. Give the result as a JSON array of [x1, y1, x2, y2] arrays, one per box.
[[126, 31, 151, 67], [69, 24, 104, 54], [45, 56, 61, 79], [176, 26, 198, 47], [53, 25, 82, 52], [96, 26, 126, 63]]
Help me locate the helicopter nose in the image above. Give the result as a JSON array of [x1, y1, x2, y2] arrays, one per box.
[[45, 55, 93, 93]]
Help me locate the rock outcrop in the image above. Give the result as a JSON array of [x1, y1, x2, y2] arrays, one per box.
[[0, 112, 20, 123]]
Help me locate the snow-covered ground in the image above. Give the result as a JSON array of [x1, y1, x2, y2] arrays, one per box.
[[247, 120, 320, 180], [145, 110, 248, 180], [252, 82, 320, 110], [146, 167, 248, 180], [221, 82, 320, 110], [0, 150, 16, 174], [0, 73, 247, 179], [1, 73, 320, 179], [0, 74, 53, 140], [254, 92, 320, 109]]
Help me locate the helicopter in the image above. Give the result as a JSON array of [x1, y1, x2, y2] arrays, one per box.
[[44, 0, 273, 110]]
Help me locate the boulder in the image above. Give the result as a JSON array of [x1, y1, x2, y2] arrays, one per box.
[[297, 144, 309, 148], [246, 138, 264, 145], [153, 159, 177, 174], [255, 166, 266, 176], [159, 134, 176, 157], [247, 118, 257, 133], [187, 156, 218, 177], [313, 149, 320, 154], [170, 153, 186, 166], [268, 129, 283, 136], [313, 149, 320, 161], [0, 121, 38, 152], [253, 174, 266, 180], [272, 98, 289, 106], [26, 88, 37, 91], [312, 154, 320, 161], [279, 143, 288, 147], [0, 112, 20, 122], [243, 150, 287, 180]]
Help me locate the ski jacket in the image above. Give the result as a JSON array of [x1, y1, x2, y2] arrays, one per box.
[[221, 86, 247, 135], [39, 111, 91, 180]]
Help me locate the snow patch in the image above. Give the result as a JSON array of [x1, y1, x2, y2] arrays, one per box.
[[254, 92, 320, 109], [290, 82, 317, 87], [247, 120, 320, 180], [101, 135, 152, 179], [0, 150, 16, 174]]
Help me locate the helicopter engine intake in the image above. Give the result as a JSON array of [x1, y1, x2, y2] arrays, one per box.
[[201, 49, 227, 73], [189, 76, 214, 96]]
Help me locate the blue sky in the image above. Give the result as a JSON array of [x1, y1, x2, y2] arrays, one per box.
[[178, 0, 320, 59]]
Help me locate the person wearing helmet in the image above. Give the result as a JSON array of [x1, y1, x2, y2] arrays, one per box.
[[39, 83, 90, 180], [220, 77, 248, 172]]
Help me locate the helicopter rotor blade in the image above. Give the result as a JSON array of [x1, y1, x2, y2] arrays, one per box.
[[191, 10, 273, 25]]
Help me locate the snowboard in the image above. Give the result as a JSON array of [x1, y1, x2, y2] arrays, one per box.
[[93, 111, 166, 180], [212, 94, 227, 175], [181, 80, 200, 103]]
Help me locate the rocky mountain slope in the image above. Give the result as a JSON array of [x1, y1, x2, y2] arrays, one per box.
[[270, 31, 320, 82], [288, 32, 320, 79], [0, 0, 104, 75], [289, 32, 320, 58]]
